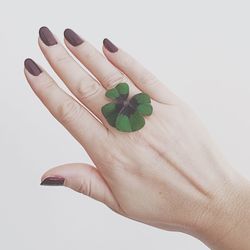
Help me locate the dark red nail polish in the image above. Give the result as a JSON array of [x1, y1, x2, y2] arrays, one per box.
[[64, 28, 84, 46], [39, 26, 57, 46], [103, 38, 118, 53], [40, 176, 65, 186], [24, 58, 42, 76]]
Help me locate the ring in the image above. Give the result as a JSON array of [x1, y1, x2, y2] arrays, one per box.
[[101, 82, 153, 132]]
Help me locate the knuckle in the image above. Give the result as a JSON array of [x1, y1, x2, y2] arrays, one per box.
[[102, 73, 127, 89], [78, 168, 95, 197], [78, 42, 93, 57], [58, 100, 82, 125], [42, 79, 56, 91], [36, 74, 56, 90], [141, 71, 159, 86], [78, 180, 90, 196], [53, 52, 71, 65], [76, 78, 101, 99]]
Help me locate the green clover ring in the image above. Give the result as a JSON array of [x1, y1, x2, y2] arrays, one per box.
[[101, 82, 153, 132]]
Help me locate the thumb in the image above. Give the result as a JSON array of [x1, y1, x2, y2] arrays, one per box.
[[40, 163, 120, 212]]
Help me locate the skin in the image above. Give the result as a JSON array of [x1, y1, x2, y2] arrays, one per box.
[[24, 29, 250, 250]]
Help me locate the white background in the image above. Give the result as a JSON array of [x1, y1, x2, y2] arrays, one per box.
[[1, 0, 250, 249]]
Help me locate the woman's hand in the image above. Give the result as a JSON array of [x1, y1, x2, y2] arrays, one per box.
[[24, 27, 250, 249]]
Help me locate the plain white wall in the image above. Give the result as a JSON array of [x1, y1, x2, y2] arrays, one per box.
[[1, 0, 250, 249]]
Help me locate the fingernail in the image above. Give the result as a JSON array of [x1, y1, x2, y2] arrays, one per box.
[[64, 28, 84, 46], [39, 26, 57, 46], [24, 58, 42, 76], [103, 38, 118, 53], [40, 176, 65, 186]]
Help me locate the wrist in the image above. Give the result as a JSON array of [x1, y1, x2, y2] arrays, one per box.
[[194, 172, 250, 250]]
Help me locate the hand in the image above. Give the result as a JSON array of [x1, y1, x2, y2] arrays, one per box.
[[24, 27, 250, 249]]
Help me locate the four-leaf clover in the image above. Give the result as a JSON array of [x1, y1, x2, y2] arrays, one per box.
[[101, 82, 153, 132]]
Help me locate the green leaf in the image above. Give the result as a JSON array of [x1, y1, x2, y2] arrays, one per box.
[[129, 111, 145, 131], [105, 112, 119, 127], [115, 114, 132, 132], [105, 82, 129, 101], [101, 103, 121, 127], [105, 88, 119, 100], [101, 103, 117, 116], [133, 93, 151, 104], [137, 103, 153, 116], [115, 82, 129, 95]]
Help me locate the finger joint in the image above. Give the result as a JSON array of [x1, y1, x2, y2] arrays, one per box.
[[58, 100, 83, 125]]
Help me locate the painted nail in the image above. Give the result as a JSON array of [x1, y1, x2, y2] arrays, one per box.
[[40, 176, 65, 186], [64, 28, 84, 46], [103, 38, 118, 53], [39, 26, 57, 46], [24, 58, 42, 76]]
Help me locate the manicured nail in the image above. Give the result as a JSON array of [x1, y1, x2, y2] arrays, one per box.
[[39, 26, 57, 46], [103, 38, 118, 53], [40, 176, 65, 186], [24, 58, 42, 76], [64, 28, 84, 46]]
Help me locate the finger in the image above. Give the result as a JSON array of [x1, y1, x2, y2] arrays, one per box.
[[38, 26, 108, 125], [40, 163, 121, 212], [102, 38, 179, 104], [63, 28, 140, 96], [24, 58, 107, 149]]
